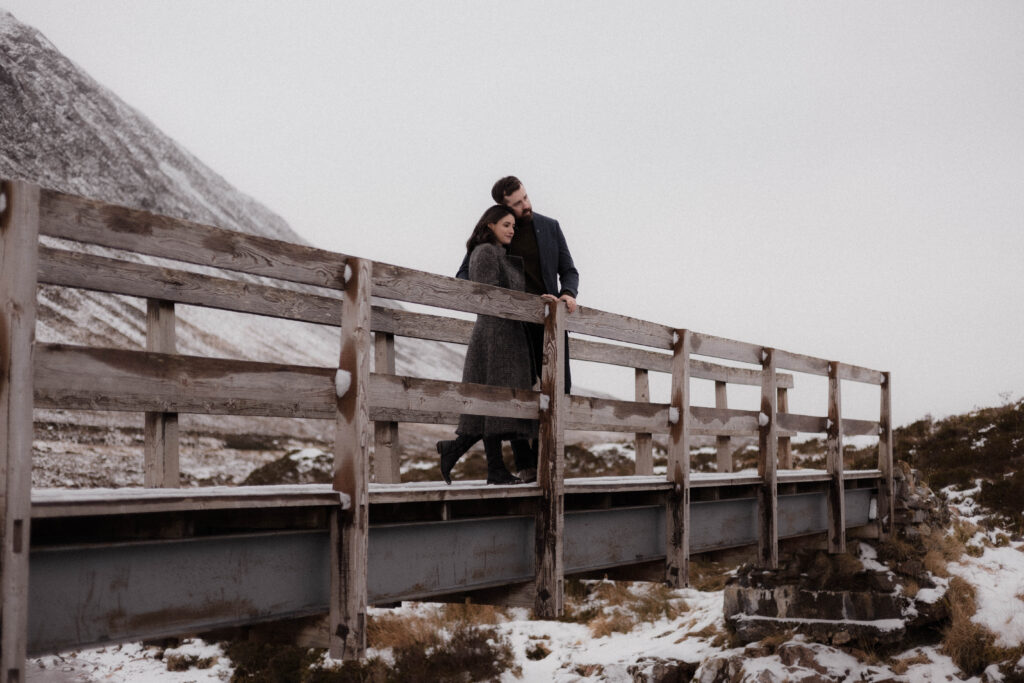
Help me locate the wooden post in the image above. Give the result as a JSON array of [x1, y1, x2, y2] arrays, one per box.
[[634, 368, 653, 475], [665, 329, 690, 587], [535, 302, 566, 618], [877, 372, 895, 539], [714, 380, 731, 472], [826, 363, 846, 554], [777, 387, 792, 469], [1, 180, 39, 682], [144, 299, 179, 488], [372, 332, 401, 483], [330, 257, 371, 660], [757, 347, 778, 568]]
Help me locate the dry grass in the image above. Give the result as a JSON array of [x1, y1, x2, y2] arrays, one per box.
[[940, 576, 1015, 677], [366, 610, 443, 652], [589, 610, 637, 638], [889, 651, 931, 674], [688, 557, 740, 592], [902, 579, 920, 599], [562, 579, 691, 638]]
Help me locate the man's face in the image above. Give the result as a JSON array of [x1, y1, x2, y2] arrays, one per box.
[[503, 186, 532, 220]]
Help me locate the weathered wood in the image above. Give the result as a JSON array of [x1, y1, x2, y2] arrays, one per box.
[[634, 369, 653, 475], [666, 329, 691, 587], [777, 387, 792, 469], [690, 406, 760, 435], [878, 372, 895, 538], [842, 418, 881, 437], [776, 411, 828, 434], [535, 302, 566, 618], [774, 349, 830, 377], [837, 362, 885, 385], [758, 348, 779, 568], [689, 332, 762, 365], [38, 246, 344, 326], [1, 180, 39, 681], [39, 189, 350, 289], [566, 396, 667, 434], [372, 375, 540, 421], [373, 333, 401, 484], [34, 344, 338, 418], [566, 307, 674, 349], [144, 299, 180, 488], [715, 381, 732, 473], [826, 363, 846, 554], [332, 257, 372, 659], [371, 307, 473, 344], [372, 262, 543, 323]]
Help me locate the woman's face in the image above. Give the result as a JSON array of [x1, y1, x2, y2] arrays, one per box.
[[488, 213, 515, 245]]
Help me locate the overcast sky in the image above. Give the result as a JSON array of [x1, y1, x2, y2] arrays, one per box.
[[5, 1, 1024, 427]]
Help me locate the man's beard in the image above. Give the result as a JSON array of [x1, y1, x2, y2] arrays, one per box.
[[516, 210, 533, 227]]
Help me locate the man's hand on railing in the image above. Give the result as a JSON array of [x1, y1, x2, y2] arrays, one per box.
[[540, 293, 577, 314]]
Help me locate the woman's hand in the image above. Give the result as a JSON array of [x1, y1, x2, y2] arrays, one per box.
[[541, 293, 578, 314]]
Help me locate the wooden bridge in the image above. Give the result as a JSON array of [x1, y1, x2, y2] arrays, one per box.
[[0, 180, 894, 679]]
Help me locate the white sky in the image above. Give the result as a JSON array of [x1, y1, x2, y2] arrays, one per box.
[[5, 1, 1024, 427]]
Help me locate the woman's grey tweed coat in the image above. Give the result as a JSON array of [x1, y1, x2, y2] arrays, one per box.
[[456, 243, 539, 439]]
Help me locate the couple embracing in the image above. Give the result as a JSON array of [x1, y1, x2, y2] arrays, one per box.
[[436, 176, 579, 486]]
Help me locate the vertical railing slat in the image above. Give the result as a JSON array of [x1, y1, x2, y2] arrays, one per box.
[[330, 257, 371, 660], [373, 332, 401, 483], [777, 386, 792, 469], [665, 329, 691, 587], [758, 347, 779, 568], [535, 302, 566, 618], [144, 299, 179, 488], [634, 368, 653, 475], [826, 363, 846, 553], [878, 372, 895, 538], [0, 180, 39, 683], [715, 380, 732, 472]]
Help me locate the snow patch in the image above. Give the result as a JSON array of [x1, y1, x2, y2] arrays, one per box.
[[334, 369, 352, 398], [343, 263, 353, 284], [668, 406, 679, 424], [539, 394, 550, 411], [759, 412, 769, 427]]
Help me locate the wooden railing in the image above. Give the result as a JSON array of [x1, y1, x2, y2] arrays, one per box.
[[0, 180, 894, 671]]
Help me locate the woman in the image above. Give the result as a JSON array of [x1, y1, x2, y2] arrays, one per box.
[[437, 204, 538, 485]]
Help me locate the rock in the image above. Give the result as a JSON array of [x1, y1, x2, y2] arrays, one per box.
[[628, 658, 698, 683], [831, 630, 852, 646]]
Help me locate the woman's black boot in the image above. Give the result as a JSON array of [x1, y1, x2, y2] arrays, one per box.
[[484, 437, 521, 485], [436, 434, 478, 485]]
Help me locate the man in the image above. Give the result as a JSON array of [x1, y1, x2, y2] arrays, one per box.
[[452, 176, 579, 481]]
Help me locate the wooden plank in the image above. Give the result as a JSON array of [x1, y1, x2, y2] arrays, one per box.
[[774, 349, 830, 377], [689, 332, 762, 365], [39, 189, 350, 289], [715, 381, 732, 473], [566, 396, 667, 433], [777, 387, 792, 469], [372, 262, 543, 323], [372, 375, 540, 421], [826, 363, 846, 554], [372, 333, 401, 484], [566, 307, 674, 349], [837, 362, 885, 385], [758, 348, 779, 568], [38, 246, 344, 326], [371, 307, 472, 344], [331, 257, 372, 659], [842, 418, 881, 437], [689, 406, 760, 435], [34, 344, 338, 418], [1, 180, 39, 681], [144, 300, 180, 488], [535, 301, 566, 618], [878, 372, 895, 538], [634, 369, 653, 475], [666, 329, 691, 587], [776, 411, 828, 434]]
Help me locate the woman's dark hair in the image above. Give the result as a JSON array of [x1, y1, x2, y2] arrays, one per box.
[[466, 204, 515, 253]]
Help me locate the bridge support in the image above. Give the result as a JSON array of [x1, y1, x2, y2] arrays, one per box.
[[535, 302, 566, 617], [373, 332, 401, 483], [144, 299, 179, 488], [1, 181, 39, 683], [878, 372, 895, 538], [758, 348, 779, 568], [826, 362, 847, 553], [665, 329, 691, 587], [331, 256, 371, 660]]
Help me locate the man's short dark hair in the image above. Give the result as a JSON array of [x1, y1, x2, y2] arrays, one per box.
[[491, 176, 523, 204]]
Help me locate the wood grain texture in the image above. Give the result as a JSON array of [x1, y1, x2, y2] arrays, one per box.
[[634, 369, 653, 475], [372, 262, 543, 323], [777, 387, 792, 470], [38, 246, 344, 326], [837, 362, 885, 385], [332, 257, 371, 659], [144, 300, 180, 489], [371, 307, 473, 344], [715, 381, 732, 473], [689, 332, 762, 365], [689, 406, 760, 435], [774, 349, 830, 376], [39, 189, 349, 289], [666, 329, 691, 587], [566, 395, 667, 433], [372, 375, 540, 421], [826, 363, 846, 554], [758, 348, 779, 568], [1, 180, 39, 680], [878, 372, 895, 538], [373, 333, 400, 484], [566, 307, 674, 349], [776, 411, 828, 434], [535, 302, 566, 618]]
